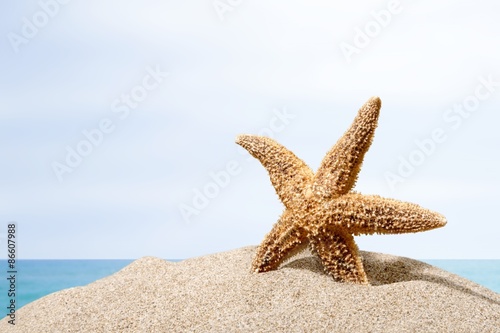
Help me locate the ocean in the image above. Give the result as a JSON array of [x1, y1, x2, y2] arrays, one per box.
[[1, 259, 498, 310]]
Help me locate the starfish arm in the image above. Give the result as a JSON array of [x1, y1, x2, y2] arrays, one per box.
[[309, 227, 368, 284], [252, 210, 308, 273], [324, 193, 447, 235], [236, 134, 314, 209], [313, 97, 381, 197]]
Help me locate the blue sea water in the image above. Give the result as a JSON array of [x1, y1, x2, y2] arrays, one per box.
[[2, 260, 136, 310], [422, 259, 500, 293], [1, 259, 498, 311]]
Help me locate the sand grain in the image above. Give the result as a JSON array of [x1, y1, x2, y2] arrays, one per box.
[[1, 247, 499, 332]]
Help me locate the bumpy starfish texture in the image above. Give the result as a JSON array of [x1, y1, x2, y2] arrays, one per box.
[[236, 97, 447, 285]]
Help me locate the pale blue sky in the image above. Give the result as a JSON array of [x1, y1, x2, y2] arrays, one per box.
[[1, 0, 499, 259]]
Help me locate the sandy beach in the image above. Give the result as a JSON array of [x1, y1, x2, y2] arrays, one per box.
[[1, 246, 499, 332]]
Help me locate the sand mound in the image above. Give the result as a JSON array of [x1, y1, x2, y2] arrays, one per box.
[[2, 247, 499, 332]]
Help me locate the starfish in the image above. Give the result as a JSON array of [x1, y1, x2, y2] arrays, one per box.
[[236, 97, 447, 285]]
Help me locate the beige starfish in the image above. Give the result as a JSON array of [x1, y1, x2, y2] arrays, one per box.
[[236, 97, 447, 285]]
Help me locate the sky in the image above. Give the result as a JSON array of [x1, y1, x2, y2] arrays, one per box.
[[0, 0, 499, 259]]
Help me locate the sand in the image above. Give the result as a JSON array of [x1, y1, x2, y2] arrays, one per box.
[[1, 246, 499, 333]]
